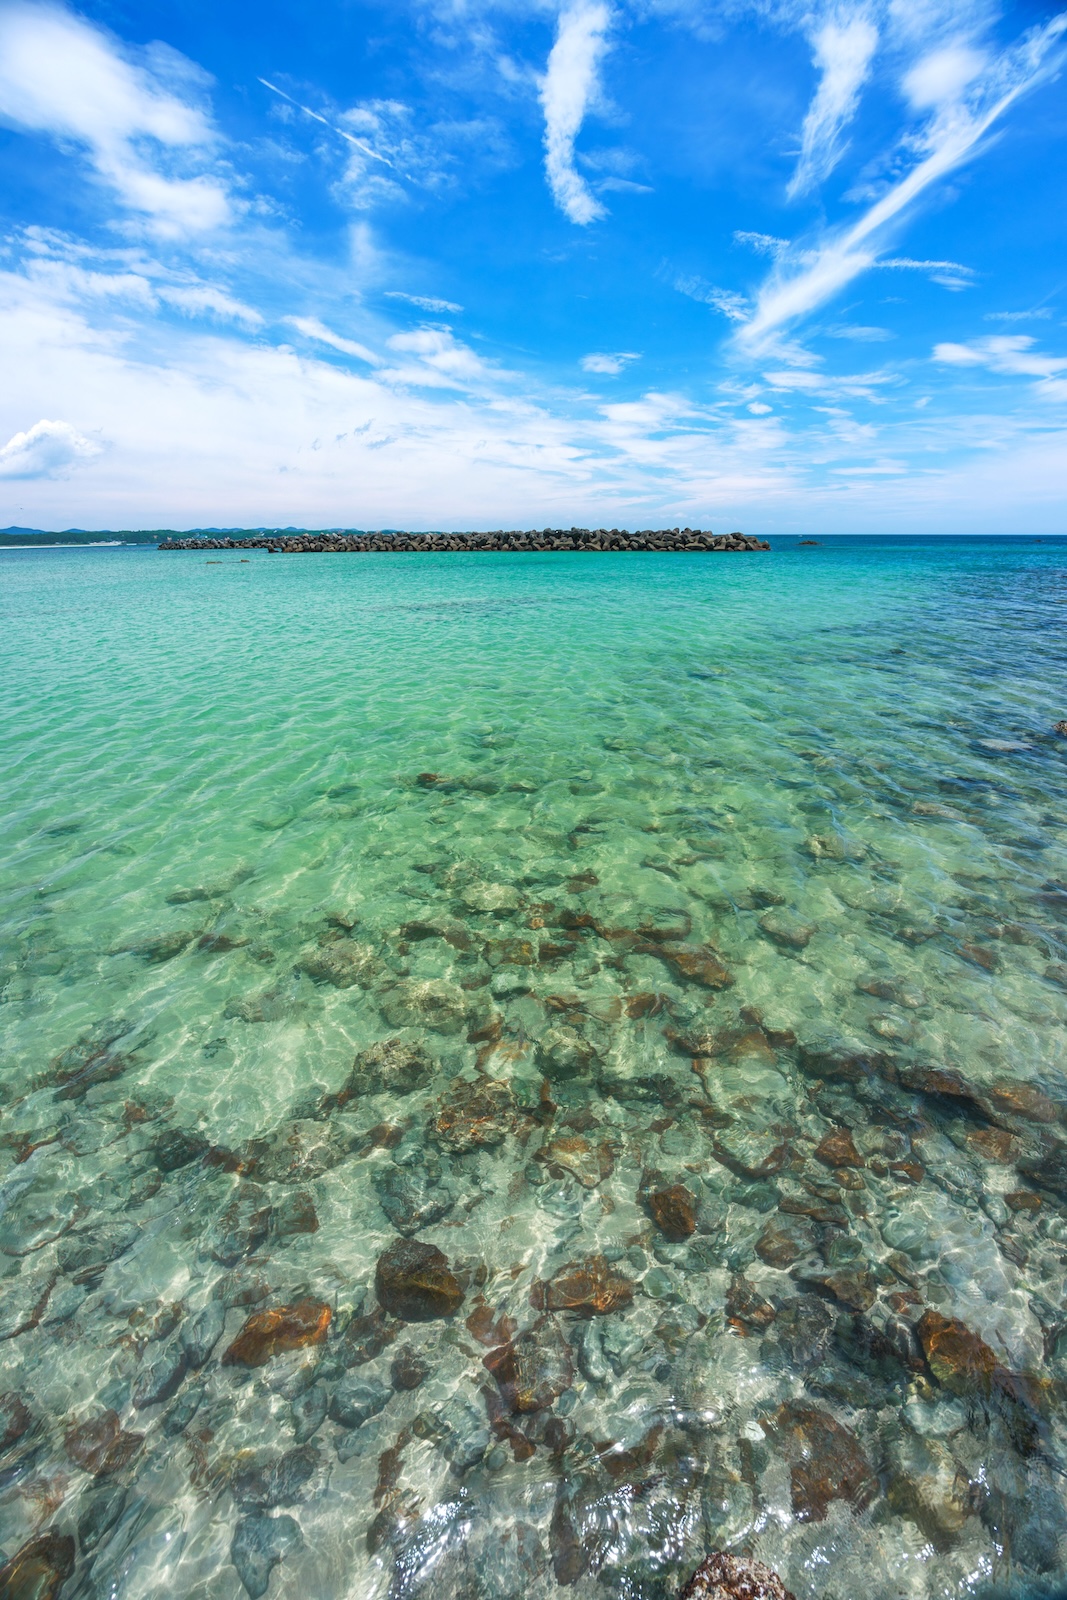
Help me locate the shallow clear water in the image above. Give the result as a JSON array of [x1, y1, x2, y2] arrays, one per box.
[[2, 539, 1067, 1600]]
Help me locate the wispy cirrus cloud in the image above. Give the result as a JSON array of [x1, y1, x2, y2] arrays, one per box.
[[285, 316, 382, 365], [0, 3, 229, 236], [540, 1, 612, 224], [934, 334, 1067, 398], [581, 350, 640, 373], [158, 284, 263, 326], [385, 290, 464, 313], [877, 256, 976, 289], [733, 231, 789, 258], [737, 10, 1067, 351], [676, 276, 749, 320], [787, 7, 880, 198]]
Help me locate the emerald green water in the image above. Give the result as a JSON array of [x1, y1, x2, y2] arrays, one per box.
[[2, 540, 1067, 1599]]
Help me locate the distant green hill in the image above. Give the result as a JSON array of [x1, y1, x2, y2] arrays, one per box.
[[0, 527, 366, 547], [0, 527, 173, 546]]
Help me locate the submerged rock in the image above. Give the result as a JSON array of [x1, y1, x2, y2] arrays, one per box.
[[375, 1239, 464, 1321], [758, 912, 815, 950], [531, 1255, 634, 1316], [206, 1183, 272, 1265], [644, 1183, 697, 1240], [483, 1317, 574, 1413], [65, 1409, 144, 1476], [231, 1512, 303, 1598], [77, 1479, 129, 1553], [814, 1127, 863, 1168], [328, 1373, 391, 1429], [0, 1261, 56, 1341], [152, 1126, 209, 1171], [57, 1220, 139, 1281], [0, 1532, 75, 1600], [132, 930, 198, 963], [755, 1217, 813, 1268], [296, 940, 378, 988], [793, 1259, 877, 1313], [336, 1306, 397, 1368], [887, 1433, 975, 1548], [917, 1309, 999, 1396], [0, 1392, 33, 1451], [681, 1552, 796, 1600], [343, 1037, 437, 1098], [223, 1300, 332, 1366], [231, 1444, 321, 1509], [653, 942, 735, 989], [436, 1392, 492, 1472], [430, 1077, 514, 1152], [291, 1383, 327, 1443], [0, 1178, 83, 1256], [762, 1402, 877, 1521], [380, 979, 468, 1034], [461, 882, 522, 914], [535, 1136, 606, 1189], [373, 1156, 455, 1235], [390, 1347, 429, 1390], [131, 1339, 187, 1408], [242, 1121, 351, 1183], [484, 937, 537, 967], [271, 1189, 319, 1240], [538, 1027, 599, 1082], [726, 1275, 776, 1335], [713, 1127, 790, 1179]]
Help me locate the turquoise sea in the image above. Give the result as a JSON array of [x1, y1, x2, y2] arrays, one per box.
[[2, 537, 1067, 1600]]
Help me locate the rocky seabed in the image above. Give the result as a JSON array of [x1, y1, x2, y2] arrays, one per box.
[[4, 826, 1067, 1600], [157, 529, 770, 554]]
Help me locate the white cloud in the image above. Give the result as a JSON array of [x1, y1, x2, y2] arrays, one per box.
[[0, 417, 100, 478], [580, 351, 640, 373], [788, 9, 880, 198], [4, 251, 1067, 535], [0, 3, 229, 236], [825, 323, 894, 339], [382, 325, 498, 386], [984, 308, 1052, 322], [676, 277, 750, 321], [733, 231, 789, 257], [158, 286, 263, 327], [878, 255, 976, 288], [540, 2, 612, 225], [739, 11, 1067, 350], [903, 42, 987, 109], [748, 401, 773, 413], [286, 316, 382, 365], [385, 291, 464, 313], [763, 369, 826, 389], [934, 334, 1067, 386]]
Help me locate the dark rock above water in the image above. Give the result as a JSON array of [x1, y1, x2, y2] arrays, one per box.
[[159, 527, 770, 554], [681, 1552, 796, 1600]]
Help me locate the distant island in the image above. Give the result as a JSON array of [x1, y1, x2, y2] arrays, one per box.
[[159, 527, 770, 554]]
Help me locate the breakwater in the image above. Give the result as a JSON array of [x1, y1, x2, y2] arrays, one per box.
[[158, 527, 769, 553]]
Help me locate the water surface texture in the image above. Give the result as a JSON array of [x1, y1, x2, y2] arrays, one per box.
[[2, 540, 1067, 1600]]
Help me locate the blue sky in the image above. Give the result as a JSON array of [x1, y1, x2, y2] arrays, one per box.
[[0, 0, 1064, 532]]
